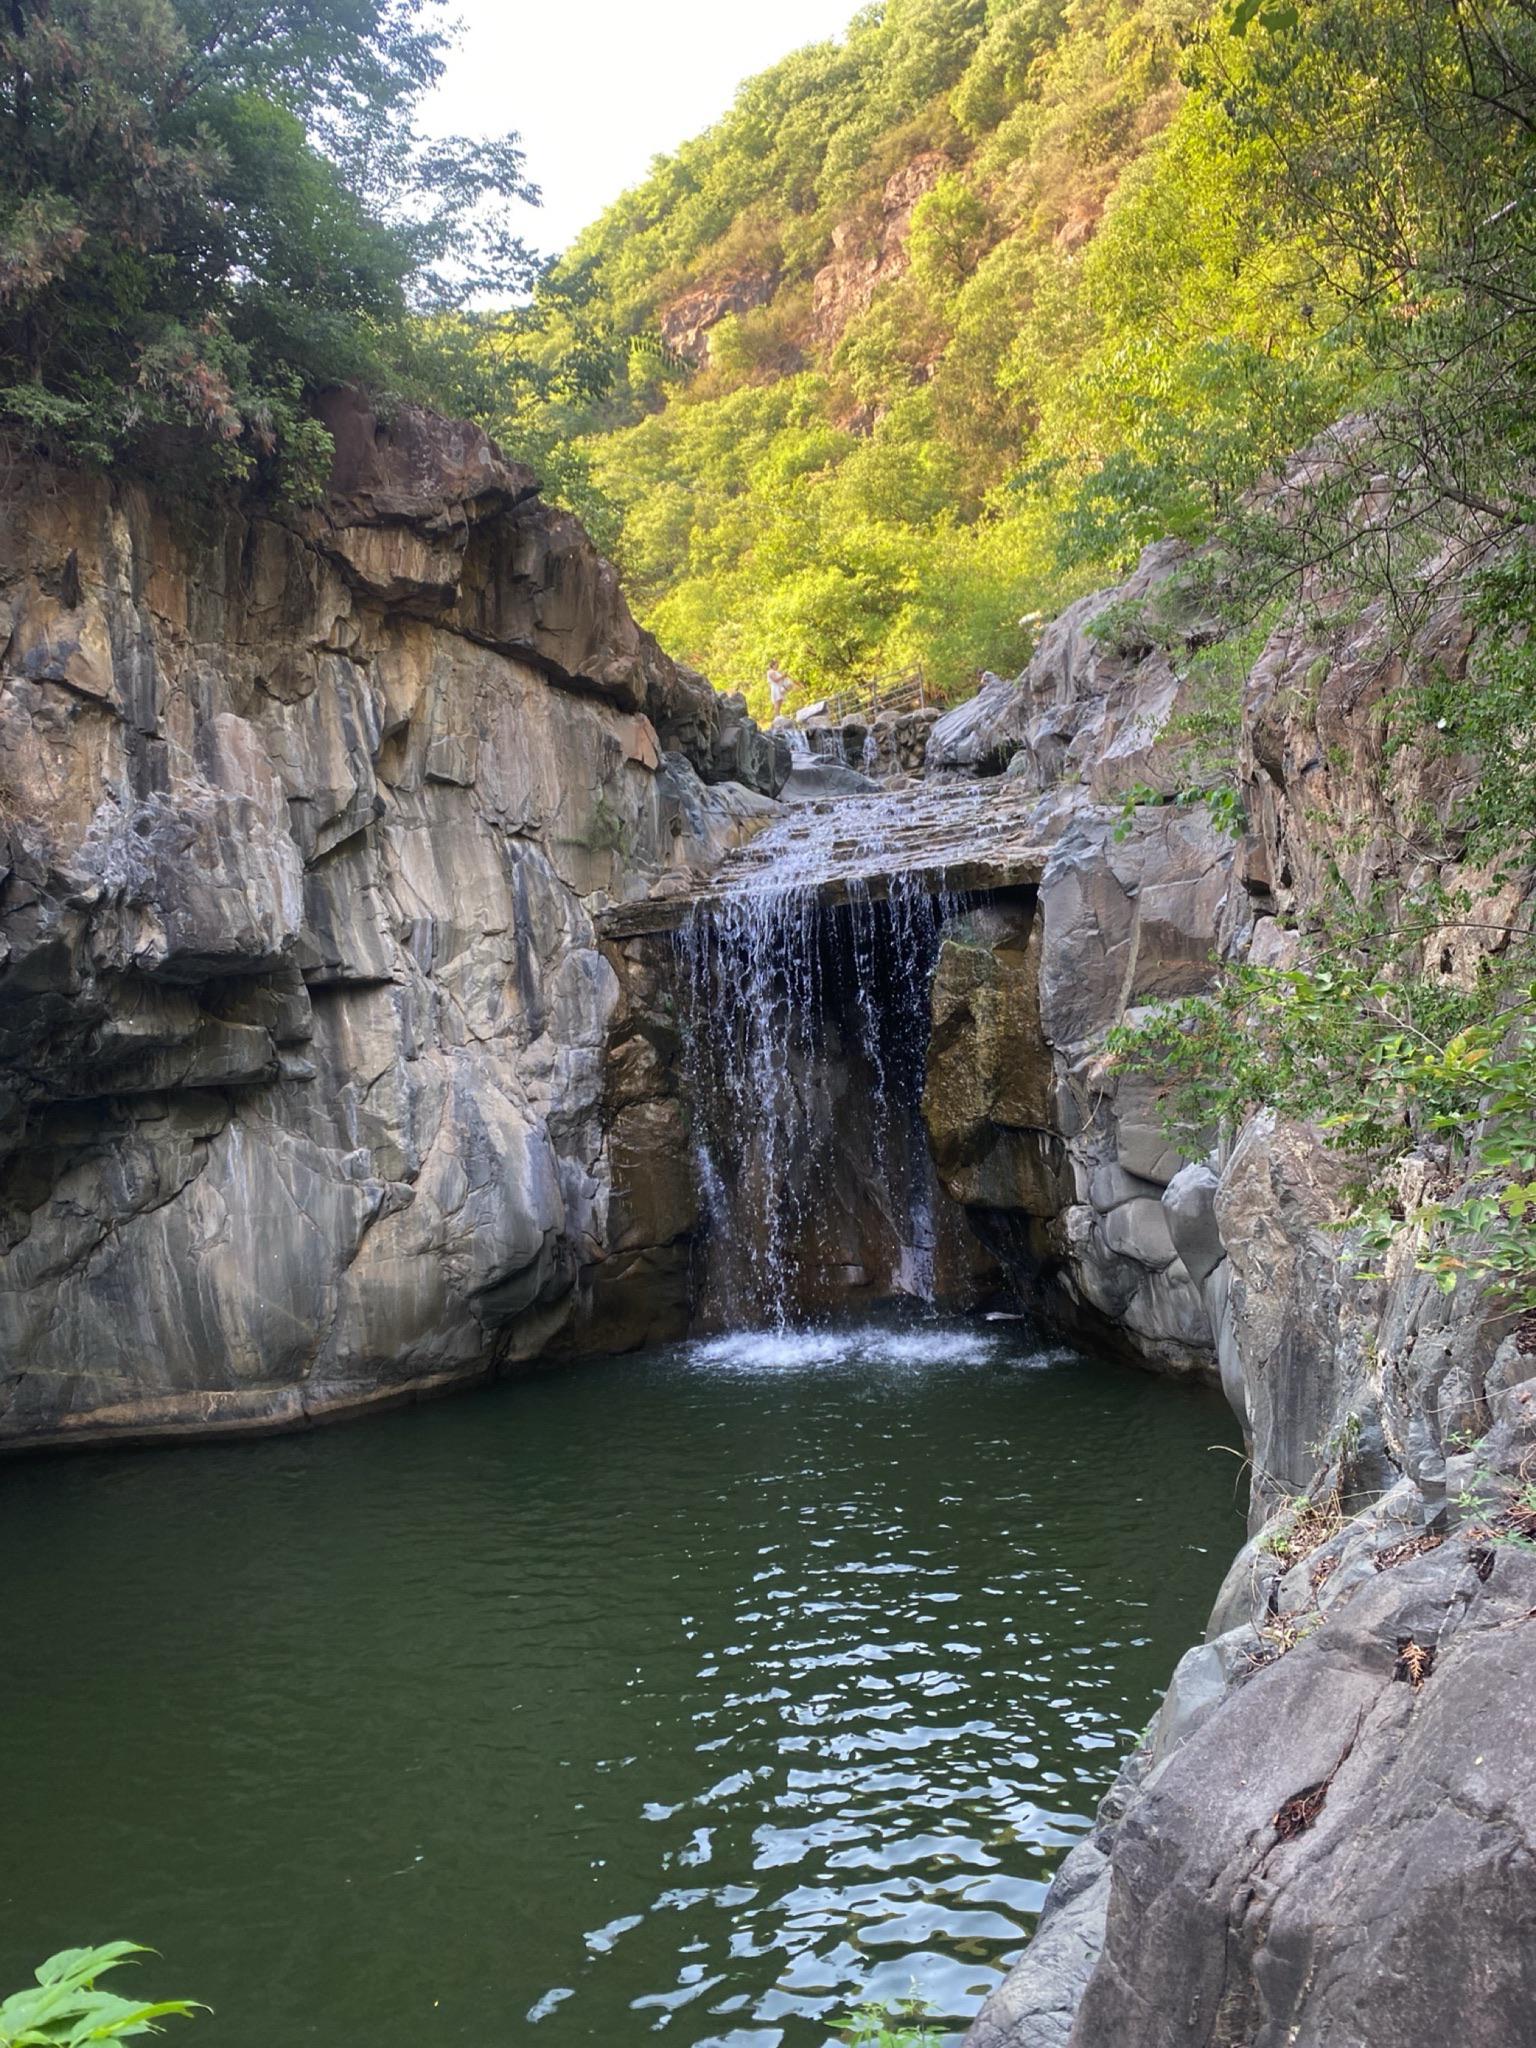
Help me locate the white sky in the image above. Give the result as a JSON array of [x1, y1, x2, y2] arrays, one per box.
[[425, 0, 861, 257]]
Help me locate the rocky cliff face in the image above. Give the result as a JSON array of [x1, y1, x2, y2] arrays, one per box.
[[943, 528, 1536, 2046], [922, 543, 1238, 1379], [0, 397, 781, 1446]]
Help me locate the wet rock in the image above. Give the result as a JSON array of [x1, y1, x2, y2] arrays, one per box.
[[966, 1838, 1110, 2048], [779, 758, 880, 802], [923, 802, 1232, 1376]]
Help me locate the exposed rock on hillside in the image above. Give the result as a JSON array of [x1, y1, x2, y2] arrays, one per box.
[[659, 271, 781, 367], [0, 401, 778, 1445], [810, 151, 950, 352], [926, 539, 1204, 791]]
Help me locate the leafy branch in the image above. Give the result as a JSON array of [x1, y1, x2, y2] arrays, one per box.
[[0, 1945, 201, 2048]]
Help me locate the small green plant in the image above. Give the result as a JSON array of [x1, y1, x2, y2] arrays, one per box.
[[1310, 1412, 1363, 1466], [1420, 549, 1536, 865], [839, 1991, 940, 2047], [0, 1944, 201, 2048], [1256, 1489, 1343, 1566], [1455, 1464, 1499, 1513], [1112, 959, 1536, 1314], [1113, 779, 1245, 840]]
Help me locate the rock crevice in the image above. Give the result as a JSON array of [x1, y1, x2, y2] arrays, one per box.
[[0, 402, 780, 1445]]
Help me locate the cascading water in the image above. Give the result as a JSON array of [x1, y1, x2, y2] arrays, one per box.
[[673, 794, 971, 1329]]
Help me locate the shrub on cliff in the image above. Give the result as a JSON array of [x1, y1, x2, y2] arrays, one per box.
[[0, 0, 539, 497]]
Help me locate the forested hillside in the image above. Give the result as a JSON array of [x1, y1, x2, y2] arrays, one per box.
[[430, 0, 1377, 707], [0, 2, 1530, 723]]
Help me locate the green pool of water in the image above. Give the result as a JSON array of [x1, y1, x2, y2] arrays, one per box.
[[0, 1316, 1241, 2046]]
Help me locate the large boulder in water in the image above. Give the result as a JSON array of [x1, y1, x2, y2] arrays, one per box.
[[779, 758, 880, 802]]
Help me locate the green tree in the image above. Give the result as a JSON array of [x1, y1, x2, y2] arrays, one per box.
[[0, 0, 538, 493], [1208, 0, 1536, 589]]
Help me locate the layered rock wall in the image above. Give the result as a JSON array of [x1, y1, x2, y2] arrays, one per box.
[[922, 544, 1240, 1377], [952, 522, 1536, 2045], [0, 399, 776, 1445]]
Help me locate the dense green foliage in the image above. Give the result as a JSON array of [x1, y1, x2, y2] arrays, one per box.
[[427, 0, 1370, 707], [1114, 959, 1536, 1309], [0, 1944, 198, 2048], [0, 0, 536, 495], [1103, 1, 1536, 1316]]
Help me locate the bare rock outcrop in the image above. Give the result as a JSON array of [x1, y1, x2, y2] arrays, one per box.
[[960, 518, 1536, 2044], [922, 542, 1242, 1376], [0, 400, 777, 1446], [659, 271, 781, 367], [926, 539, 1207, 790], [810, 152, 951, 351]]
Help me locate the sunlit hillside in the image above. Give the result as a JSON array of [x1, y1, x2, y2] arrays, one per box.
[[435, 0, 1364, 708]]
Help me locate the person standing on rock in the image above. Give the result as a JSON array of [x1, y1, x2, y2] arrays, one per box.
[[766, 661, 795, 719]]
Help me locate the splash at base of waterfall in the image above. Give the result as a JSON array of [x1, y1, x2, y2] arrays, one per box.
[[687, 1313, 1074, 1374]]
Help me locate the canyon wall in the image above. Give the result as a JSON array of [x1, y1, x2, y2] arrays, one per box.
[[0, 398, 783, 1446], [949, 523, 1536, 2044], [922, 542, 1239, 1380]]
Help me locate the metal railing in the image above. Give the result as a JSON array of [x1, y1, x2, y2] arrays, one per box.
[[814, 667, 929, 724]]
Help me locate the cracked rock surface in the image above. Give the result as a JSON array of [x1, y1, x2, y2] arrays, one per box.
[[960, 513, 1536, 2042], [0, 399, 777, 1445]]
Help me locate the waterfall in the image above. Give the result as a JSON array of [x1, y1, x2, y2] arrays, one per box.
[[781, 722, 844, 764], [674, 842, 964, 1330]]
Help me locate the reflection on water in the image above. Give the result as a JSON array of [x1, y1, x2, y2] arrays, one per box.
[[0, 1316, 1240, 2047]]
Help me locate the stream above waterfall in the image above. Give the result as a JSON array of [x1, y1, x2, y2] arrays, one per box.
[[0, 1314, 1239, 2047]]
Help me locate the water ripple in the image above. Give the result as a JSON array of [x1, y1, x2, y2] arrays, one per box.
[[0, 1313, 1240, 2048]]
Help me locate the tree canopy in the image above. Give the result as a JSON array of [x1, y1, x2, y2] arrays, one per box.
[[0, 0, 538, 493], [416, 0, 1536, 713]]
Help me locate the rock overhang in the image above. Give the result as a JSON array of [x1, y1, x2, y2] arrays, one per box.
[[597, 779, 1052, 939]]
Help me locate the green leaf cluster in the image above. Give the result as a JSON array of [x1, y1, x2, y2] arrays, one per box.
[[838, 1991, 940, 2048], [1422, 549, 1536, 862], [0, 1944, 200, 2048], [1112, 954, 1536, 1310]]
